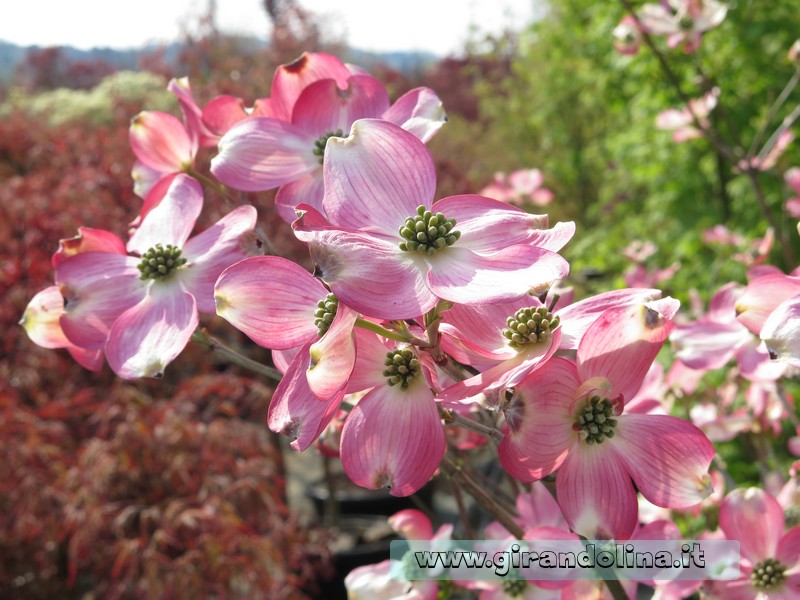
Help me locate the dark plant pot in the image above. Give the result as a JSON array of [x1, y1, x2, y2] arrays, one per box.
[[314, 514, 398, 600], [307, 472, 434, 519]]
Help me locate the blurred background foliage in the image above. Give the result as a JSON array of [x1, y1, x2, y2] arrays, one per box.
[[468, 0, 800, 302]]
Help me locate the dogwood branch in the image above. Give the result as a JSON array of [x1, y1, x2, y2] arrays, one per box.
[[191, 328, 282, 381], [441, 454, 524, 539]]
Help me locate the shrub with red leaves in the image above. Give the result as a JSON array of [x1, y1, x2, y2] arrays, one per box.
[[0, 80, 330, 598]]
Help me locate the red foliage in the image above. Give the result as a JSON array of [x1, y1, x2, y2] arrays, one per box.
[[0, 94, 329, 597], [14, 47, 116, 92]]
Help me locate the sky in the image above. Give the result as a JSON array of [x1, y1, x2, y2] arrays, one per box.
[[1, 0, 539, 56]]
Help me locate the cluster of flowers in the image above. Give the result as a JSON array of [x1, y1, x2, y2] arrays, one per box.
[[612, 2, 800, 461], [613, 0, 728, 56], [20, 51, 719, 550], [347, 480, 800, 599]]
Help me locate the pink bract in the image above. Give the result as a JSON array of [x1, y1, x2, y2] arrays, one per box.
[[672, 282, 787, 381]]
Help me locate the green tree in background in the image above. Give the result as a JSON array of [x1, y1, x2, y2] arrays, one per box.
[[478, 0, 800, 301]]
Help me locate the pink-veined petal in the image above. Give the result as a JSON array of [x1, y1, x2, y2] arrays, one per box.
[[556, 443, 639, 540], [52, 227, 126, 267], [719, 488, 785, 564], [201, 94, 249, 137], [306, 304, 358, 399], [382, 86, 447, 143], [736, 273, 800, 334], [20, 287, 106, 371], [20, 286, 73, 349], [708, 282, 742, 323], [437, 328, 562, 407], [322, 119, 436, 234], [776, 528, 800, 575], [292, 219, 437, 320], [671, 318, 749, 371], [268, 343, 346, 451], [129, 110, 193, 172], [179, 205, 260, 313], [167, 76, 213, 151], [105, 282, 198, 379], [127, 174, 203, 253], [345, 328, 395, 394], [434, 194, 572, 254], [214, 255, 326, 350], [56, 253, 147, 349], [558, 288, 662, 350], [131, 159, 164, 199], [291, 74, 389, 135], [439, 297, 538, 363], [760, 295, 800, 367], [273, 346, 300, 375], [737, 338, 788, 381], [210, 117, 317, 191], [274, 170, 325, 224], [516, 483, 566, 529], [269, 52, 353, 122], [577, 299, 679, 402], [131, 173, 179, 229], [67, 346, 104, 372], [612, 414, 714, 508], [340, 383, 445, 497], [389, 509, 434, 541], [426, 245, 570, 305], [498, 358, 580, 481]]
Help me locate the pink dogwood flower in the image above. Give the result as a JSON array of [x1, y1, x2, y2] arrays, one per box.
[[21, 227, 133, 371], [614, 15, 644, 56], [292, 119, 572, 320], [784, 167, 800, 218], [129, 77, 214, 202], [210, 52, 446, 222], [55, 174, 259, 379], [638, 0, 728, 53], [655, 87, 719, 142], [479, 168, 554, 207], [200, 52, 362, 139], [706, 488, 800, 599], [735, 272, 800, 367], [671, 282, 786, 381], [738, 131, 795, 173], [498, 298, 715, 539], [436, 288, 663, 406], [345, 509, 451, 600]]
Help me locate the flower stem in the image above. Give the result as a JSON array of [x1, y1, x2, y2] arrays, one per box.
[[354, 318, 413, 343], [441, 454, 524, 539], [618, 0, 736, 163], [604, 577, 631, 600], [747, 68, 800, 158], [442, 407, 503, 444], [191, 328, 282, 381], [746, 169, 795, 266], [185, 168, 236, 202]]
